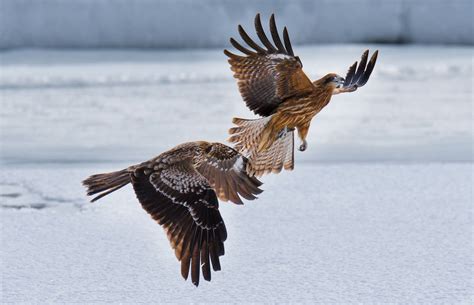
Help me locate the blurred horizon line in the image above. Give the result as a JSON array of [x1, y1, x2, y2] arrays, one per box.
[[1, 0, 472, 50], [1, 41, 474, 53]]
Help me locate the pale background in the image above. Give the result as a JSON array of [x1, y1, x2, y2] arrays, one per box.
[[1, 1, 472, 303]]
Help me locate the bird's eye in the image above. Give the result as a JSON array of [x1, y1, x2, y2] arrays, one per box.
[[324, 76, 335, 84]]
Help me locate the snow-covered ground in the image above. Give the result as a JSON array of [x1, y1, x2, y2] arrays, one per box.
[[1, 45, 473, 303], [1, 45, 472, 164], [1, 164, 472, 303]]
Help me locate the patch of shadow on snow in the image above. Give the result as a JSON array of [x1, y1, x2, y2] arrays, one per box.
[[0, 182, 85, 211], [0, 192, 22, 198], [1, 203, 48, 210]]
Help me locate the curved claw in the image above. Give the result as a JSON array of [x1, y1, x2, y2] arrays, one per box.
[[298, 140, 307, 152]]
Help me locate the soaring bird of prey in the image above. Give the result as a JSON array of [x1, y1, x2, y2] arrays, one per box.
[[225, 14, 379, 176], [82, 141, 262, 286]]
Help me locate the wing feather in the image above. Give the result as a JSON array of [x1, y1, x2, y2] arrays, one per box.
[[225, 14, 314, 117], [230, 38, 257, 56], [131, 162, 226, 287], [269, 14, 286, 52], [343, 50, 379, 89], [352, 50, 369, 84], [255, 13, 277, 52], [357, 50, 378, 86], [238, 25, 267, 54], [282, 27, 294, 56], [343, 61, 357, 87], [196, 143, 263, 205]]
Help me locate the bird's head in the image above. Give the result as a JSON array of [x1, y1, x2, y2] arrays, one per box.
[[320, 73, 345, 89]]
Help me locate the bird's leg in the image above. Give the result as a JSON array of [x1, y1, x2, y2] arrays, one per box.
[[277, 129, 285, 139], [277, 126, 295, 139], [297, 123, 310, 152]]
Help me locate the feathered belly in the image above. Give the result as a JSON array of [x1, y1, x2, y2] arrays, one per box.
[[272, 109, 316, 130], [274, 95, 331, 129]]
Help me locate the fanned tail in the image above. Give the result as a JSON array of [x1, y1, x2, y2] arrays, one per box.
[[228, 116, 294, 177], [82, 168, 131, 202], [246, 129, 294, 176], [228, 116, 272, 152]]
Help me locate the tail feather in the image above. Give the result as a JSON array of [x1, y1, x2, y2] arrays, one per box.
[[229, 116, 295, 177], [246, 129, 294, 176], [283, 132, 295, 171], [82, 169, 131, 202], [228, 116, 272, 152]]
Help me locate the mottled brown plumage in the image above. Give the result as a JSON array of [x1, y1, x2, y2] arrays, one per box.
[[225, 14, 379, 176], [82, 141, 262, 286]]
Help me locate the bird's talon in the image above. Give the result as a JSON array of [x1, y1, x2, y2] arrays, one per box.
[[298, 141, 307, 152], [277, 129, 285, 139]]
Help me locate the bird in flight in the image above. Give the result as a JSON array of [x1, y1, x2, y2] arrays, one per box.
[[82, 141, 263, 286], [225, 14, 379, 176]]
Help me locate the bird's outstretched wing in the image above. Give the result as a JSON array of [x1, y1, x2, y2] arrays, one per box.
[[224, 13, 314, 117], [131, 162, 227, 287], [196, 143, 263, 205], [338, 50, 379, 92]]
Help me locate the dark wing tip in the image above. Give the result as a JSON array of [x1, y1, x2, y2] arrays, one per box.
[[181, 257, 190, 280], [230, 14, 296, 57], [344, 61, 357, 87], [282, 26, 294, 56], [269, 14, 286, 53], [223, 49, 242, 60], [229, 37, 257, 56], [370, 50, 379, 63], [352, 50, 369, 84], [252, 176, 264, 187], [238, 24, 266, 54], [371, 50, 379, 64], [254, 13, 277, 52], [233, 196, 244, 205], [356, 49, 379, 87]]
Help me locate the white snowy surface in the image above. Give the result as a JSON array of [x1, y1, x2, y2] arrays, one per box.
[[0, 45, 473, 303], [1, 45, 472, 164], [1, 163, 472, 303]]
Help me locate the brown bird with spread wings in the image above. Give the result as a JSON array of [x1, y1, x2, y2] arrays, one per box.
[[226, 14, 379, 176], [82, 141, 262, 286]]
